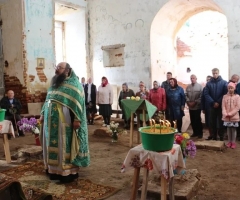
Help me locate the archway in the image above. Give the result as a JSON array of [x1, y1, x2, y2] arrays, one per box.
[[150, 0, 228, 88]]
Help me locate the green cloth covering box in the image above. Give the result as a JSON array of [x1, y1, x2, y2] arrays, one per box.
[[120, 99, 157, 120]]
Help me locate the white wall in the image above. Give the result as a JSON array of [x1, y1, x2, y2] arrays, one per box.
[[55, 7, 87, 79], [88, 0, 240, 88], [88, 0, 168, 89], [176, 11, 228, 84], [1, 0, 23, 83], [23, 0, 87, 93], [217, 0, 240, 77]]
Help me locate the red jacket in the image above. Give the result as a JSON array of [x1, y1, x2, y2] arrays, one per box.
[[149, 87, 166, 111]]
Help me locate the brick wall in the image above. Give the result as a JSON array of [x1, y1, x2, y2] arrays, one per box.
[[4, 73, 47, 114], [176, 38, 191, 57]]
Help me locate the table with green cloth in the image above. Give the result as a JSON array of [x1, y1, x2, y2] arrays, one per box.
[[121, 99, 157, 147]]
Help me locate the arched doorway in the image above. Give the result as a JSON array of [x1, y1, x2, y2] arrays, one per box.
[[150, 0, 228, 88]]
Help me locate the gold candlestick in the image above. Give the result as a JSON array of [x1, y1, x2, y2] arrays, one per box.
[[160, 120, 165, 134], [173, 120, 177, 129], [152, 119, 156, 132], [165, 120, 171, 132], [149, 119, 152, 130]]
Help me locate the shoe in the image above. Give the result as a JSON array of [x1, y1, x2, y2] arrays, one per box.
[[190, 134, 198, 137], [226, 142, 231, 148], [49, 173, 61, 180], [60, 174, 75, 183], [231, 143, 236, 149], [72, 173, 79, 180], [205, 136, 213, 140]]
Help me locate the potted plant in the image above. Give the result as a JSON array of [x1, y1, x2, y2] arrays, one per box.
[[17, 117, 41, 146]]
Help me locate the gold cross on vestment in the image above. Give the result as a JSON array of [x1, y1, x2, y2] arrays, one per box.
[[52, 140, 57, 145], [53, 123, 57, 128], [53, 107, 57, 111]]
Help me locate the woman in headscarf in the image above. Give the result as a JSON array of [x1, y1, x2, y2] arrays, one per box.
[[149, 80, 166, 112], [166, 78, 186, 132], [118, 82, 135, 128], [96, 77, 113, 126], [136, 81, 149, 100]]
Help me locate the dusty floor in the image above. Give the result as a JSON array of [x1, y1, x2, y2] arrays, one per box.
[[0, 118, 240, 200]]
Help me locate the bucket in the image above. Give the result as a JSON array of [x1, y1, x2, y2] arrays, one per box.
[[0, 109, 6, 122], [139, 126, 177, 152]]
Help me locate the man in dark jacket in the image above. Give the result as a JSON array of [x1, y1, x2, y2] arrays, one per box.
[[161, 72, 172, 91], [84, 78, 97, 125], [204, 68, 228, 141], [0, 90, 24, 136]]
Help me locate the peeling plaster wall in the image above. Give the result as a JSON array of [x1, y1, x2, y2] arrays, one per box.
[[88, 0, 240, 88], [24, 0, 55, 92], [1, 0, 23, 83], [88, 0, 168, 89], [217, 0, 240, 77], [24, 0, 87, 93], [151, 0, 225, 85]]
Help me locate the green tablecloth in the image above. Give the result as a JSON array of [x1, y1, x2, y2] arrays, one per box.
[[121, 99, 157, 120]]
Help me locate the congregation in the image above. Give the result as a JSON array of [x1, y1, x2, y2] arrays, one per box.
[[82, 67, 240, 149]]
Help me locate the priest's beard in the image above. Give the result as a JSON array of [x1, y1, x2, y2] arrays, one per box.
[[51, 73, 67, 88]]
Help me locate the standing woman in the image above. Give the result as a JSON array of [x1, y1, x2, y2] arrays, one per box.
[[148, 80, 166, 112], [136, 82, 149, 100], [166, 78, 186, 132], [96, 76, 113, 126]]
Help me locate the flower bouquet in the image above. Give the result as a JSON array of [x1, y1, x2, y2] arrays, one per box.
[[107, 121, 127, 142], [17, 118, 41, 145], [174, 132, 196, 158], [17, 117, 40, 134], [173, 133, 196, 175]]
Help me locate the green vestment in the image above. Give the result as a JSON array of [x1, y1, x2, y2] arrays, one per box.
[[41, 70, 90, 169]]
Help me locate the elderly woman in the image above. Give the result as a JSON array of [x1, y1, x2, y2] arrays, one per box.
[[149, 81, 166, 112], [96, 76, 113, 126], [118, 83, 135, 128], [136, 82, 149, 100], [166, 78, 186, 133]]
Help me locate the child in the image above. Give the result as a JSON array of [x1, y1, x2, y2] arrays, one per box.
[[222, 82, 240, 149]]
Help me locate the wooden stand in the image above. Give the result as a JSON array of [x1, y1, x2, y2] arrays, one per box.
[[130, 167, 175, 200], [2, 133, 11, 163], [129, 109, 147, 148]]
